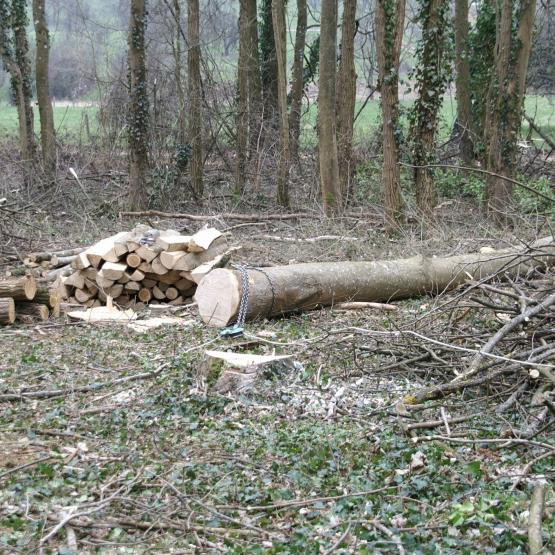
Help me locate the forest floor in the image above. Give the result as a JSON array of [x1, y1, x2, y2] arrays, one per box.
[[1, 169, 555, 553]]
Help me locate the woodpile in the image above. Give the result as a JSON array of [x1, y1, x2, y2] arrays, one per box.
[[52, 225, 231, 309], [0, 274, 59, 325]]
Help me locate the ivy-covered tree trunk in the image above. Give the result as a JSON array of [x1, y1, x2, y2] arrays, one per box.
[[468, 0, 495, 148], [32, 0, 56, 175], [409, 0, 451, 218], [272, 0, 290, 206], [319, 0, 342, 214], [260, 0, 278, 126], [188, 0, 203, 197], [236, 0, 249, 193], [0, 0, 36, 167], [483, 0, 536, 222], [289, 0, 307, 163], [127, 0, 149, 210], [454, 0, 473, 164], [12, 0, 35, 165], [375, 0, 405, 229], [336, 0, 357, 201]]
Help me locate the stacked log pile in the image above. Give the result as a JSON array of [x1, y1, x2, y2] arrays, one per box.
[[55, 226, 230, 309], [0, 274, 60, 325]]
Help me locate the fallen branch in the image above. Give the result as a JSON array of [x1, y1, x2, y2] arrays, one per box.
[[528, 482, 546, 555], [524, 114, 555, 151], [0, 362, 169, 402], [120, 210, 318, 221], [215, 485, 395, 512], [0, 455, 54, 480], [120, 209, 381, 222], [333, 301, 397, 311], [401, 413, 479, 432], [251, 234, 359, 243]]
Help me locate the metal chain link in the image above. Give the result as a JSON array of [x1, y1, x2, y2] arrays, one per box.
[[233, 264, 250, 329], [220, 263, 276, 338]]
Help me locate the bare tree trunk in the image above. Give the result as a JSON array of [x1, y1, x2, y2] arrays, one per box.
[[236, 0, 249, 193], [188, 0, 203, 197], [272, 0, 290, 206], [289, 0, 307, 163], [375, 0, 405, 230], [260, 0, 279, 127], [454, 0, 473, 164], [319, 0, 342, 214], [410, 0, 450, 218], [32, 0, 56, 175], [245, 0, 262, 157], [483, 0, 536, 222], [127, 0, 149, 210], [173, 0, 186, 145], [336, 0, 357, 201]]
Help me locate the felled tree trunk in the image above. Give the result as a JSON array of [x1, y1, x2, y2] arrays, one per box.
[[196, 237, 555, 327]]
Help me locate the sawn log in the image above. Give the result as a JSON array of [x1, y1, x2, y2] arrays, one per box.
[[195, 236, 555, 327]]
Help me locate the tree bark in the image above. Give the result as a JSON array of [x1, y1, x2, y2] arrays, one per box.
[[188, 0, 203, 197], [32, 0, 56, 175], [336, 0, 357, 201], [289, 0, 307, 163], [245, 0, 262, 157], [319, 0, 342, 214], [0, 275, 37, 301], [127, 0, 149, 210], [272, 0, 290, 206], [173, 0, 186, 145], [375, 0, 405, 230], [454, 0, 473, 164], [260, 0, 279, 127], [236, 0, 249, 193], [483, 0, 537, 222], [195, 236, 555, 327], [0, 298, 15, 325]]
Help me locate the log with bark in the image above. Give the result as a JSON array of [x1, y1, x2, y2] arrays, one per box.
[[15, 302, 50, 320], [0, 298, 15, 324], [195, 236, 555, 327], [0, 275, 37, 301]]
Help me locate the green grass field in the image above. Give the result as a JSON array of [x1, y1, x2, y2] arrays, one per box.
[[0, 95, 553, 148], [0, 102, 99, 140]]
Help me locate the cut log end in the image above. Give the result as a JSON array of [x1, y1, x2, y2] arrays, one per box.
[[194, 268, 240, 327], [0, 275, 37, 301]]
